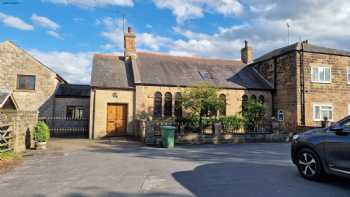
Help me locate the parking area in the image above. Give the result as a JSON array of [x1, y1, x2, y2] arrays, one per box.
[[0, 138, 349, 197]]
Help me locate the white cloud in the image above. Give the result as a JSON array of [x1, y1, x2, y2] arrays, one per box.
[[98, 17, 171, 51], [152, 0, 243, 23], [158, 0, 350, 59], [47, 30, 63, 40], [0, 12, 33, 31], [96, 1, 350, 64], [29, 49, 94, 84], [42, 0, 133, 8], [31, 14, 60, 30]]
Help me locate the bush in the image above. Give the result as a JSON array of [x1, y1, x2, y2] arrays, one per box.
[[34, 121, 50, 143], [219, 115, 242, 133], [241, 100, 266, 131]]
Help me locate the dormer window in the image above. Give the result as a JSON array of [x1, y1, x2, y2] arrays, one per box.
[[199, 71, 209, 80], [311, 66, 331, 83]]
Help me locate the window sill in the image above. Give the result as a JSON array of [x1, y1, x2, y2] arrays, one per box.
[[14, 89, 36, 93], [311, 81, 331, 84], [313, 119, 333, 122]]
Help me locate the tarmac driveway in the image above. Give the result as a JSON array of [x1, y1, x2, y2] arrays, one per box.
[[0, 138, 349, 197]]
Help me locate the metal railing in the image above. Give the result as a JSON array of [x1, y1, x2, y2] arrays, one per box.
[[39, 117, 89, 138]]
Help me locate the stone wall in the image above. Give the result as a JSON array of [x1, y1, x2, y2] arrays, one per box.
[[302, 52, 350, 127], [254, 51, 299, 132], [0, 41, 61, 115], [135, 85, 272, 120], [0, 110, 38, 153], [89, 88, 135, 139]]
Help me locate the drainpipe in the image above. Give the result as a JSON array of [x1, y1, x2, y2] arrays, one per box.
[[91, 88, 96, 139], [300, 42, 306, 126], [272, 57, 277, 116]]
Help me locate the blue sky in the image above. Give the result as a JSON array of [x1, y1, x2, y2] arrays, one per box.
[[1, 0, 350, 84]]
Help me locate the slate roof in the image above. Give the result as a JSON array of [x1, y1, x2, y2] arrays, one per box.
[[255, 42, 350, 63], [0, 89, 18, 109], [91, 54, 134, 89], [135, 52, 272, 90], [0, 90, 10, 106], [91, 52, 272, 90], [55, 84, 90, 97]]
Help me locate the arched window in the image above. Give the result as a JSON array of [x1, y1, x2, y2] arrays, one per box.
[[164, 92, 172, 117], [219, 94, 226, 116], [153, 92, 162, 118], [175, 93, 182, 118], [258, 95, 265, 104], [251, 95, 257, 102], [242, 95, 248, 113]]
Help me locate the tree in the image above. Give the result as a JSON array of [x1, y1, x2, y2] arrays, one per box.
[[241, 100, 266, 132], [182, 82, 224, 132]]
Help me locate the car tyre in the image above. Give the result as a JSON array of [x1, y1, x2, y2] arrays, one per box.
[[296, 148, 323, 181]]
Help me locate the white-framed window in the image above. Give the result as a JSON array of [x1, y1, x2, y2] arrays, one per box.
[[347, 68, 350, 84], [313, 104, 333, 121], [311, 66, 331, 83]]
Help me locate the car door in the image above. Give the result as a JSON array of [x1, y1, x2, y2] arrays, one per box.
[[325, 118, 350, 173]]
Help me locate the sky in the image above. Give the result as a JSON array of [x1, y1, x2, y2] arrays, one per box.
[[1, 0, 350, 84]]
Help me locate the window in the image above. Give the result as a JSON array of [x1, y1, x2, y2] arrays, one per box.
[[219, 94, 226, 116], [17, 75, 35, 90], [175, 93, 182, 118], [66, 106, 84, 120], [242, 95, 248, 113], [258, 95, 265, 104], [199, 71, 210, 80], [164, 92, 172, 117], [277, 110, 284, 121], [311, 67, 331, 83], [313, 104, 333, 121], [251, 95, 257, 102], [153, 92, 162, 118]]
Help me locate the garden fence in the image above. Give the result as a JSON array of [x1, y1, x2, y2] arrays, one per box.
[[39, 117, 89, 138]]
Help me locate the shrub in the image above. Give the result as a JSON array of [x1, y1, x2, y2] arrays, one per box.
[[219, 115, 242, 133], [241, 100, 266, 131], [33, 121, 50, 143]]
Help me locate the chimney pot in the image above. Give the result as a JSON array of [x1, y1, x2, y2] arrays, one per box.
[[128, 26, 133, 33]]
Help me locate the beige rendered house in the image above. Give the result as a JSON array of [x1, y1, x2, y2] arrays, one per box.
[[89, 27, 272, 139]]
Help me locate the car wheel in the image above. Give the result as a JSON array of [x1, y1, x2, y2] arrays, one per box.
[[296, 148, 323, 181]]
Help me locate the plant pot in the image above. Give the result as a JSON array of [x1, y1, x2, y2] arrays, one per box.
[[35, 141, 47, 150]]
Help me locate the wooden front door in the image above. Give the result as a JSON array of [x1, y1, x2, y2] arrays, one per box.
[[107, 104, 127, 136]]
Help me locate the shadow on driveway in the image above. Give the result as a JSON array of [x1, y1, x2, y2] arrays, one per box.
[[173, 162, 350, 197]]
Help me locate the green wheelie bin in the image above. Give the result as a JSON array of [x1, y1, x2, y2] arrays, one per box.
[[160, 126, 176, 148]]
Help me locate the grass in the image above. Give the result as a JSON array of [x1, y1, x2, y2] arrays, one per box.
[[0, 151, 18, 161]]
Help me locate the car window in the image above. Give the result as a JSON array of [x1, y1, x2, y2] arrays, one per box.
[[340, 118, 350, 131]]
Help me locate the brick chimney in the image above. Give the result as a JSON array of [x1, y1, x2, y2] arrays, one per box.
[[124, 26, 136, 58], [241, 40, 253, 64]]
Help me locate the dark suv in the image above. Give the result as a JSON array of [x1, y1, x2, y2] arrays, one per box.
[[291, 116, 350, 180]]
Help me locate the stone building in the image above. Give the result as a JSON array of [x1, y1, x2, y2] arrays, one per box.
[[0, 41, 66, 116], [0, 41, 90, 144], [253, 40, 350, 131], [89, 27, 272, 139]]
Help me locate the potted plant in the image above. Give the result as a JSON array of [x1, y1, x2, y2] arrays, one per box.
[[33, 121, 50, 150]]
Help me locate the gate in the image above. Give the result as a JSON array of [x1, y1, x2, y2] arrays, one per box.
[[0, 124, 13, 152], [39, 117, 89, 138]]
